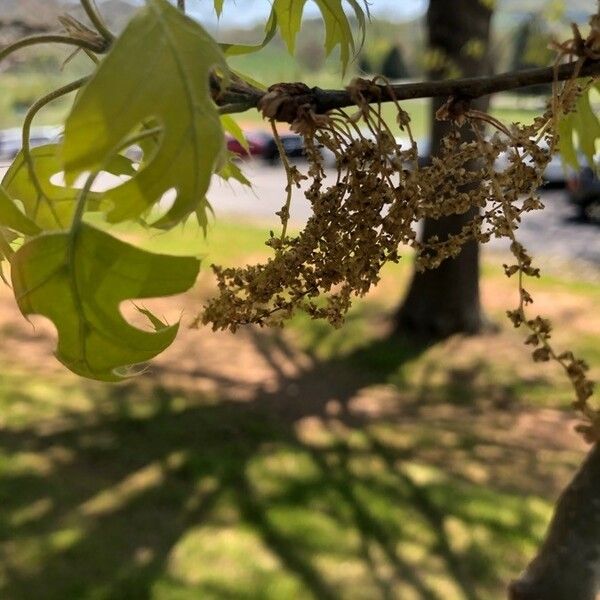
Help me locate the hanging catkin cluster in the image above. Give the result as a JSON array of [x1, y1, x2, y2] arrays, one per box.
[[202, 89, 553, 333], [200, 62, 598, 438]]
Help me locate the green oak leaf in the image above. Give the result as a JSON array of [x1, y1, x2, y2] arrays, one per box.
[[134, 304, 169, 331], [221, 114, 249, 153], [273, 0, 365, 72], [63, 0, 227, 228], [557, 111, 578, 171], [2, 144, 135, 230], [574, 90, 600, 169], [192, 150, 250, 233], [0, 180, 41, 281], [0, 185, 40, 236], [11, 223, 200, 381], [0, 228, 18, 284], [557, 87, 600, 172], [213, 0, 224, 17], [220, 9, 277, 56], [218, 153, 250, 186]]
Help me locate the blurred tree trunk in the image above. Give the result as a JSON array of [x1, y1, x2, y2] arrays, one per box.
[[395, 0, 493, 337], [509, 443, 600, 600]]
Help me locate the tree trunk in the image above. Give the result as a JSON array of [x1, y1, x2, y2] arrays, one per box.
[[395, 0, 493, 338], [509, 444, 600, 600]]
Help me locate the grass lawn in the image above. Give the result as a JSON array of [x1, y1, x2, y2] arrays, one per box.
[[0, 218, 597, 600], [0, 72, 80, 130]]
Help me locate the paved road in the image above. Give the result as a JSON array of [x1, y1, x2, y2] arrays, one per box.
[[2, 160, 599, 278], [490, 188, 600, 278], [209, 161, 600, 278]]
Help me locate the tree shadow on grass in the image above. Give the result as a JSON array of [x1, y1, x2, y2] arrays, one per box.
[[0, 327, 579, 600]]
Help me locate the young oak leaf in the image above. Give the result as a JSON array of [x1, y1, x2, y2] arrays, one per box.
[[574, 89, 600, 170], [220, 9, 277, 57], [0, 185, 39, 283], [0, 185, 40, 237], [557, 111, 579, 171], [213, 0, 224, 17], [557, 87, 600, 173], [62, 0, 227, 229], [273, 0, 366, 73], [2, 144, 135, 230], [11, 223, 200, 381]]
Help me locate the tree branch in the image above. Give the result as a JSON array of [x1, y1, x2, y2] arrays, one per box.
[[216, 58, 600, 121]]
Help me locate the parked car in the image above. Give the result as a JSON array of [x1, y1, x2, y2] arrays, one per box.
[[0, 126, 61, 160], [567, 166, 600, 224], [226, 130, 271, 158], [262, 132, 305, 162]]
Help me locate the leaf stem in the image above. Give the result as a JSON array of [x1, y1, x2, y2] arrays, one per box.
[[80, 0, 115, 43], [269, 120, 294, 242], [21, 77, 89, 229], [0, 34, 107, 65], [70, 126, 163, 232]]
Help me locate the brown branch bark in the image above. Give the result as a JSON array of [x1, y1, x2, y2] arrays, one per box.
[[509, 444, 600, 600], [216, 58, 600, 120]]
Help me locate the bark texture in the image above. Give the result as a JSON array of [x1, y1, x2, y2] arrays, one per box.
[[509, 444, 600, 600], [395, 0, 493, 337]]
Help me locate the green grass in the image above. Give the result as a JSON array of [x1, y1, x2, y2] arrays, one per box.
[[0, 218, 596, 600], [89, 218, 270, 260], [0, 71, 80, 129], [0, 373, 557, 600]]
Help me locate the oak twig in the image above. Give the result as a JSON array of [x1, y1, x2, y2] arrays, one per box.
[[215, 59, 600, 121]]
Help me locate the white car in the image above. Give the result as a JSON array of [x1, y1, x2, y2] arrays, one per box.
[[0, 126, 61, 161]]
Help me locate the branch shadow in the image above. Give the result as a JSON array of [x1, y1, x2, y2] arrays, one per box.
[[0, 326, 574, 599]]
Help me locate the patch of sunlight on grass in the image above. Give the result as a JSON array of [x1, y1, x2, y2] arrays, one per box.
[[247, 448, 322, 497], [312, 554, 377, 594], [0, 372, 93, 427], [9, 498, 53, 529], [267, 505, 360, 555], [79, 461, 167, 518], [165, 525, 304, 598], [49, 527, 83, 552], [9, 526, 84, 574], [574, 333, 600, 364]]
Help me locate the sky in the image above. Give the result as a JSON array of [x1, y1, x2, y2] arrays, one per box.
[[109, 0, 596, 28], [193, 0, 428, 27], [118, 0, 428, 27]]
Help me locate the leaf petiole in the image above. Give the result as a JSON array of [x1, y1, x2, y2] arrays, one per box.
[[79, 0, 116, 43], [0, 34, 108, 66], [21, 78, 89, 229]]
